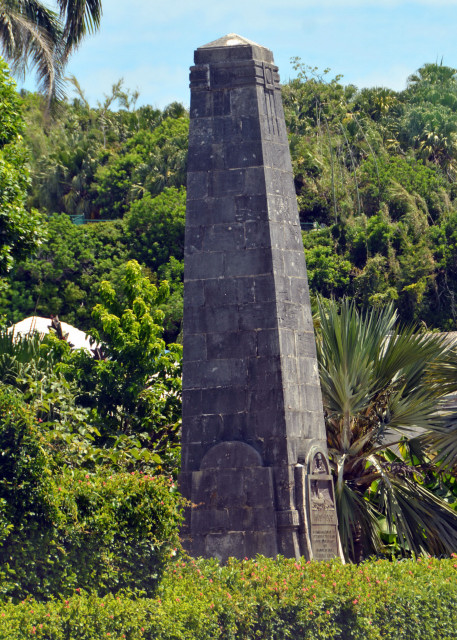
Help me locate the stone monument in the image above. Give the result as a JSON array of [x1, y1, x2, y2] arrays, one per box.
[[180, 34, 340, 561]]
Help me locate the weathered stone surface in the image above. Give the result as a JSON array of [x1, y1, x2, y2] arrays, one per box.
[[180, 33, 338, 561]]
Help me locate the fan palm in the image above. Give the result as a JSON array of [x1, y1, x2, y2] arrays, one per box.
[[0, 0, 102, 99], [316, 299, 457, 561]]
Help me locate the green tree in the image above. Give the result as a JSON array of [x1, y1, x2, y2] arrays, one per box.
[[0, 58, 43, 290], [316, 299, 457, 561], [124, 186, 186, 271], [66, 260, 182, 468]]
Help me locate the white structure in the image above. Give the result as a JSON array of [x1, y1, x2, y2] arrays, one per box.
[[8, 316, 94, 351]]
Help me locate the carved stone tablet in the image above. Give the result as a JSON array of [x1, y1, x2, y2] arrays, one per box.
[[306, 448, 339, 560]]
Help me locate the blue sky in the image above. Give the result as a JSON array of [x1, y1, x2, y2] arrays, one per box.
[[20, 1, 457, 108]]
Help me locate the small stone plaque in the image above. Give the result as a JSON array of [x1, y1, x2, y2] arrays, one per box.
[[311, 525, 339, 561], [306, 448, 339, 560]]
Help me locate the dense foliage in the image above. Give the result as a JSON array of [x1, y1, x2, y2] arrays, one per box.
[[1, 556, 457, 639], [316, 300, 457, 561], [0, 60, 42, 290], [3, 55, 457, 612], [5, 61, 457, 332]]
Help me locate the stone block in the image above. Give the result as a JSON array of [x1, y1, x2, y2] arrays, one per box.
[[245, 221, 271, 249], [221, 412, 249, 440], [202, 387, 247, 414], [212, 90, 232, 116], [206, 330, 257, 359], [243, 467, 276, 507], [270, 221, 303, 252], [247, 385, 284, 414], [256, 329, 280, 357], [187, 171, 208, 200], [224, 249, 272, 277], [289, 277, 311, 308], [190, 90, 213, 118], [230, 85, 266, 115], [295, 331, 319, 359], [238, 301, 277, 330], [192, 508, 229, 533], [263, 438, 289, 466], [185, 413, 224, 444], [181, 443, 206, 472], [181, 389, 202, 415], [183, 280, 205, 307], [189, 534, 207, 557], [263, 141, 293, 171], [201, 440, 263, 470], [235, 277, 256, 304], [297, 357, 319, 385], [185, 251, 224, 280], [235, 194, 268, 221], [244, 531, 278, 557], [183, 333, 206, 362], [216, 470, 245, 506], [191, 469, 218, 505], [184, 303, 239, 334], [225, 141, 264, 169], [272, 274, 290, 301], [252, 507, 277, 531], [205, 532, 247, 561], [184, 225, 205, 254], [277, 300, 305, 331], [244, 166, 267, 196], [204, 222, 245, 251], [278, 329, 296, 358], [209, 169, 245, 197], [184, 358, 247, 389], [248, 355, 282, 387]]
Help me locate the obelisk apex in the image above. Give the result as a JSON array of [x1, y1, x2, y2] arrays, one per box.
[[180, 35, 339, 561]]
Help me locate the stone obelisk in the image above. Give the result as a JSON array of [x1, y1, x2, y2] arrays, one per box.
[[180, 34, 339, 561]]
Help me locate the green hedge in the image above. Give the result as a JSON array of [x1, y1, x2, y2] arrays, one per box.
[[1, 556, 457, 639], [0, 383, 185, 601], [0, 470, 184, 601]]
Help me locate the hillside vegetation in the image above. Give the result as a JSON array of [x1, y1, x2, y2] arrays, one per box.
[[3, 62, 457, 332]]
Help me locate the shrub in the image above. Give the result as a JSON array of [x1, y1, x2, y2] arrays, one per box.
[[0, 556, 456, 639], [0, 464, 185, 601]]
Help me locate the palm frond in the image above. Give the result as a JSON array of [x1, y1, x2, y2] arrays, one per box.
[[0, 2, 65, 100], [421, 414, 457, 471], [57, 0, 102, 57], [336, 480, 381, 561], [373, 457, 457, 556]]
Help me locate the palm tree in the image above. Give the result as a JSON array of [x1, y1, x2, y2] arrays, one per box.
[[316, 299, 457, 561], [0, 0, 102, 99]]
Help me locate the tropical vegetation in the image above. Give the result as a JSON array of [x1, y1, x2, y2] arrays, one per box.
[[316, 299, 457, 561], [2, 41, 457, 628], [0, 0, 102, 99]]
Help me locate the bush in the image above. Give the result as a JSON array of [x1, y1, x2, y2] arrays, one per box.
[[0, 556, 456, 639], [0, 461, 185, 601]]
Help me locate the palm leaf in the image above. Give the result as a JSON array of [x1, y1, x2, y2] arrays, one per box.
[[335, 480, 381, 561], [56, 0, 102, 57]]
